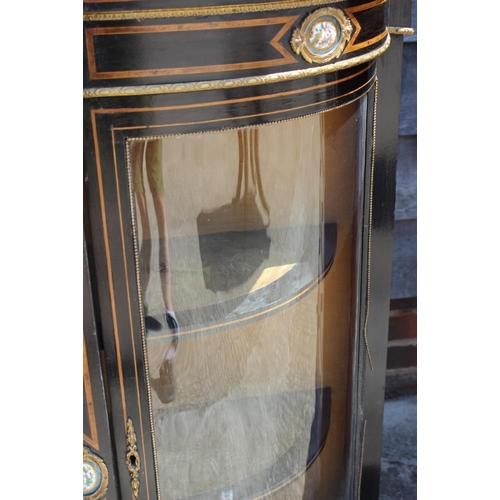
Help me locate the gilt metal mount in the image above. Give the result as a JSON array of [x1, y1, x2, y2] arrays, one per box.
[[291, 7, 353, 64]]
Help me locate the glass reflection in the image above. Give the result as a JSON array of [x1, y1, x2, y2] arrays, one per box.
[[130, 99, 365, 499], [197, 129, 271, 294], [131, 139, 179, 404]]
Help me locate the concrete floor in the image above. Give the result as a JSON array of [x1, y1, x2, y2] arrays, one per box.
[[379, 394, 417, 500]]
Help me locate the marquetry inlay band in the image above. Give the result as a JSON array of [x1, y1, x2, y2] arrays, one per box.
[[83, 35, 390, 98], [85, 16, 299, 80]]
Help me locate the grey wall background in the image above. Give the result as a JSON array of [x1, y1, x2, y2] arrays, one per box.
[[391, 0, 417, 301], [379, 3, 417, 499]]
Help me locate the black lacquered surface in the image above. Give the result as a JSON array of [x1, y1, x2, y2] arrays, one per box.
[[84, 0, 388, 89], [85, 94, 369, 498], [82, 1, 401, 499]]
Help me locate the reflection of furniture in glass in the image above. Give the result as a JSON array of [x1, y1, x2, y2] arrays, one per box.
[[197, 129, 271, 294], [146, 223, 337, 340], [83, 1, 413, 498]]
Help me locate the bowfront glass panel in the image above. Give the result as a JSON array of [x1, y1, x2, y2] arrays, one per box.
[[128, 98, 366, 499]]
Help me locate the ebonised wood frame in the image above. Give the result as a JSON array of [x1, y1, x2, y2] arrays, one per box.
[[84, 232, 120, 500], [83, 1, 409, 498], [84, 77, 374, 500]]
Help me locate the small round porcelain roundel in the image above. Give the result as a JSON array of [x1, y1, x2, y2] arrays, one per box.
[[290, 7, 353, 64], [83, 447, 109, 499], [83, 459, 103, 496]]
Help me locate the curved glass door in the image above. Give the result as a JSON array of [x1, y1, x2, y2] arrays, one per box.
[[128, 98, 367, 500]]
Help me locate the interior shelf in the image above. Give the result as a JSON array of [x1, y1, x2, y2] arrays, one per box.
[[146, 223, 337, 342]]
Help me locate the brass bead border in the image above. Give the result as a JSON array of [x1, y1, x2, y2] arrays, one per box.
[[83, 0, 341, 22], [83, 35, 390, 98], [362, 76, 378, 373]]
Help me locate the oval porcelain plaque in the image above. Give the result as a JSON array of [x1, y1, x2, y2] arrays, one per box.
[[291, 8, 353, 64]]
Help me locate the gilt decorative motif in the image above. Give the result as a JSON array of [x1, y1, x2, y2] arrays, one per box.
[[291, 7, 353, 64], [126, 418, 141, 498]]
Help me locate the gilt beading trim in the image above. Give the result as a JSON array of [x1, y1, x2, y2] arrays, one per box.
[[83, 0, 341, 22]]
